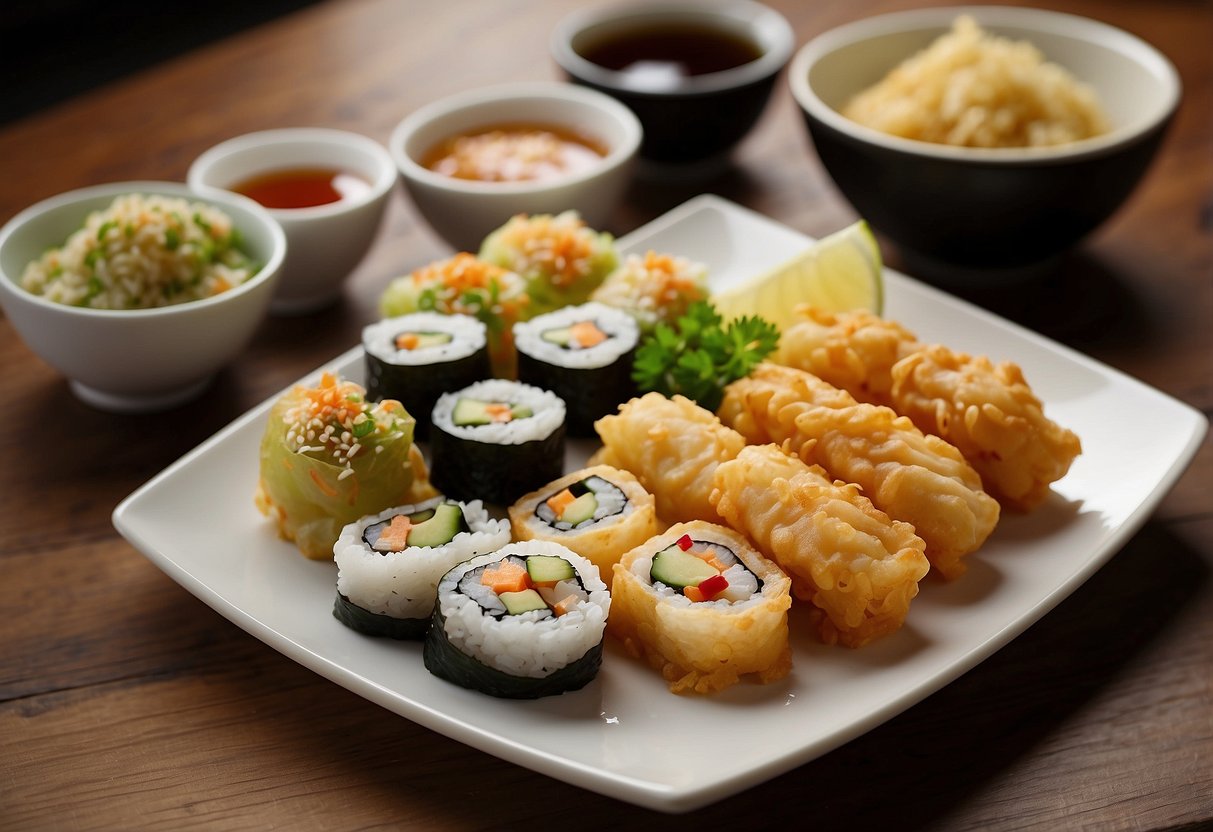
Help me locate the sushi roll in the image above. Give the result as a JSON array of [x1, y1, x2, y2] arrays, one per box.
[[333, 497, 511, 639], [254, 372, 431, 559], [590, 250, 709, 332], [513, 302, 639, 436], [430, 379, 566, 505], [508, 465, 659, 585], [610, 521, 792, 695], [363, 312, 490, 439], [378, 252, 530, 377], [478, 211, 618, 315], [423, 541, 611, 699]]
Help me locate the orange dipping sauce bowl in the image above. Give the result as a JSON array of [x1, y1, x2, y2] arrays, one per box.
[[189, 128, 397, 314]]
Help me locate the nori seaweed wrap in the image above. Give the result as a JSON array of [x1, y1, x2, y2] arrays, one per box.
[[363, 312, 490, 439], [423, 542, 610, 699], [513, 302, 639, 436], [429, 379, 566, 506]]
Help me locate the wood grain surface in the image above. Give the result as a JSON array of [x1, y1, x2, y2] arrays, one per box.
[[2, 0, 1210, 829]]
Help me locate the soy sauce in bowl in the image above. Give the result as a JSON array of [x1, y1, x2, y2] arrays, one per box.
[[233, 167, 371, 209], [578, 23, 764, 86]]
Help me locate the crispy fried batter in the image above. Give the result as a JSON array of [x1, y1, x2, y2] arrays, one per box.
[[711, 444, 929, 647], [720, 364, 999, 578], [778, 308, 1081, 510]]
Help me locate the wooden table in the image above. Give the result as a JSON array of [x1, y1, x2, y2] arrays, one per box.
[[3, 0, 1210, 828]]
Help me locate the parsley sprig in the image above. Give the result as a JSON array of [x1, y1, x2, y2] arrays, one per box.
[[631, 301, 779, 411]]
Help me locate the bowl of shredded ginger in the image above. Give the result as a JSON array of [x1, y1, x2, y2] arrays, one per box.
[[789, 7, 1181, 281]]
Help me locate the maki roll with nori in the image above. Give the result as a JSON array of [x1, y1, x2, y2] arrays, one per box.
[[254, 372, 432, 559], [610, 521, 792, 695], [508, 465, 657, 585], [333, 497, 511, 639], [430, 379, 566, 505], [478, 211, 618, 316], [513, 302, 639, 436], [423, 541, 610, 699], [363, 312, 490, 439], [378, 252, 530, 377]]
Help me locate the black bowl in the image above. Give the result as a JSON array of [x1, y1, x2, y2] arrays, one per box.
[[551, 1, 794, 167], [789, 7, 1181, 279]]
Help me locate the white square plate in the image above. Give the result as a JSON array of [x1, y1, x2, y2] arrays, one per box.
[[113, 195, 1207, 813]]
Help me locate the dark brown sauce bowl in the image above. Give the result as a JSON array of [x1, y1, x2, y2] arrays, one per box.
[[551, 1, 793, 167]]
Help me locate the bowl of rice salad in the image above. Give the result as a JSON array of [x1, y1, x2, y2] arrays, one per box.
[[0, 181, 286, 412], [789, 6, 1181, 282]]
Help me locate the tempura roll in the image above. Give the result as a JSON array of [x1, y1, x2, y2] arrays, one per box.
[[719, 363, 1000, 579], [509, 464, 659, 585], [593, 393, 744, 523], [711, 444, 929, 648], [609, 521, 792, 695]]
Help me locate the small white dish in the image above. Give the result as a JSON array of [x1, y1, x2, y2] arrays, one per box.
[[389, 82, 641, 251], [189, 128, 397, 315], [0, 181, 285, 413], [113, 195, 1206, 810]]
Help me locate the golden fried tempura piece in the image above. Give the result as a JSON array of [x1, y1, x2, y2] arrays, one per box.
[[594, 393, 745, 523], [891, 346, 1081, 510], [711, 444, 929, 647], [610, 522, 792, 695], [777, 307, 917, 404], [778, 308, 1081, 510], [719, 364, 1000, 579]]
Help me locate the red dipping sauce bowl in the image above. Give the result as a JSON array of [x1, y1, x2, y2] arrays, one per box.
[[188, 128, 397, 314]]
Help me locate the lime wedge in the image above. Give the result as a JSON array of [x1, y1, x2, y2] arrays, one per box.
[[712, 220, 883, 330]]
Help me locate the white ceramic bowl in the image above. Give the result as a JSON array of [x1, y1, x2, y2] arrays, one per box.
[[789, 6, 1181, 279], [0, 181, 286, 413], [389, 82, 642, 251], [188, 128, 396, 314]]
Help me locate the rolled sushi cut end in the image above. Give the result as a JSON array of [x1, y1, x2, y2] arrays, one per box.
[[363, 312, 490, 439], [610, 521, 792, 695], [430, 379, 566, 505], [514, 302, 639, 436], [508, 464, 658, 585], [424, 542, 610, 699], [478, 211, 618, 316], [333, 497, 511, 638]]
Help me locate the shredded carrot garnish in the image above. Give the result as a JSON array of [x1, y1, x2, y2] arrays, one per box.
[[373, 515, 413, 551], [683, 585, 705, 603], [481, 560, 531, 594], [308, 468, 338, 497], [545, 488, 576, 518]]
